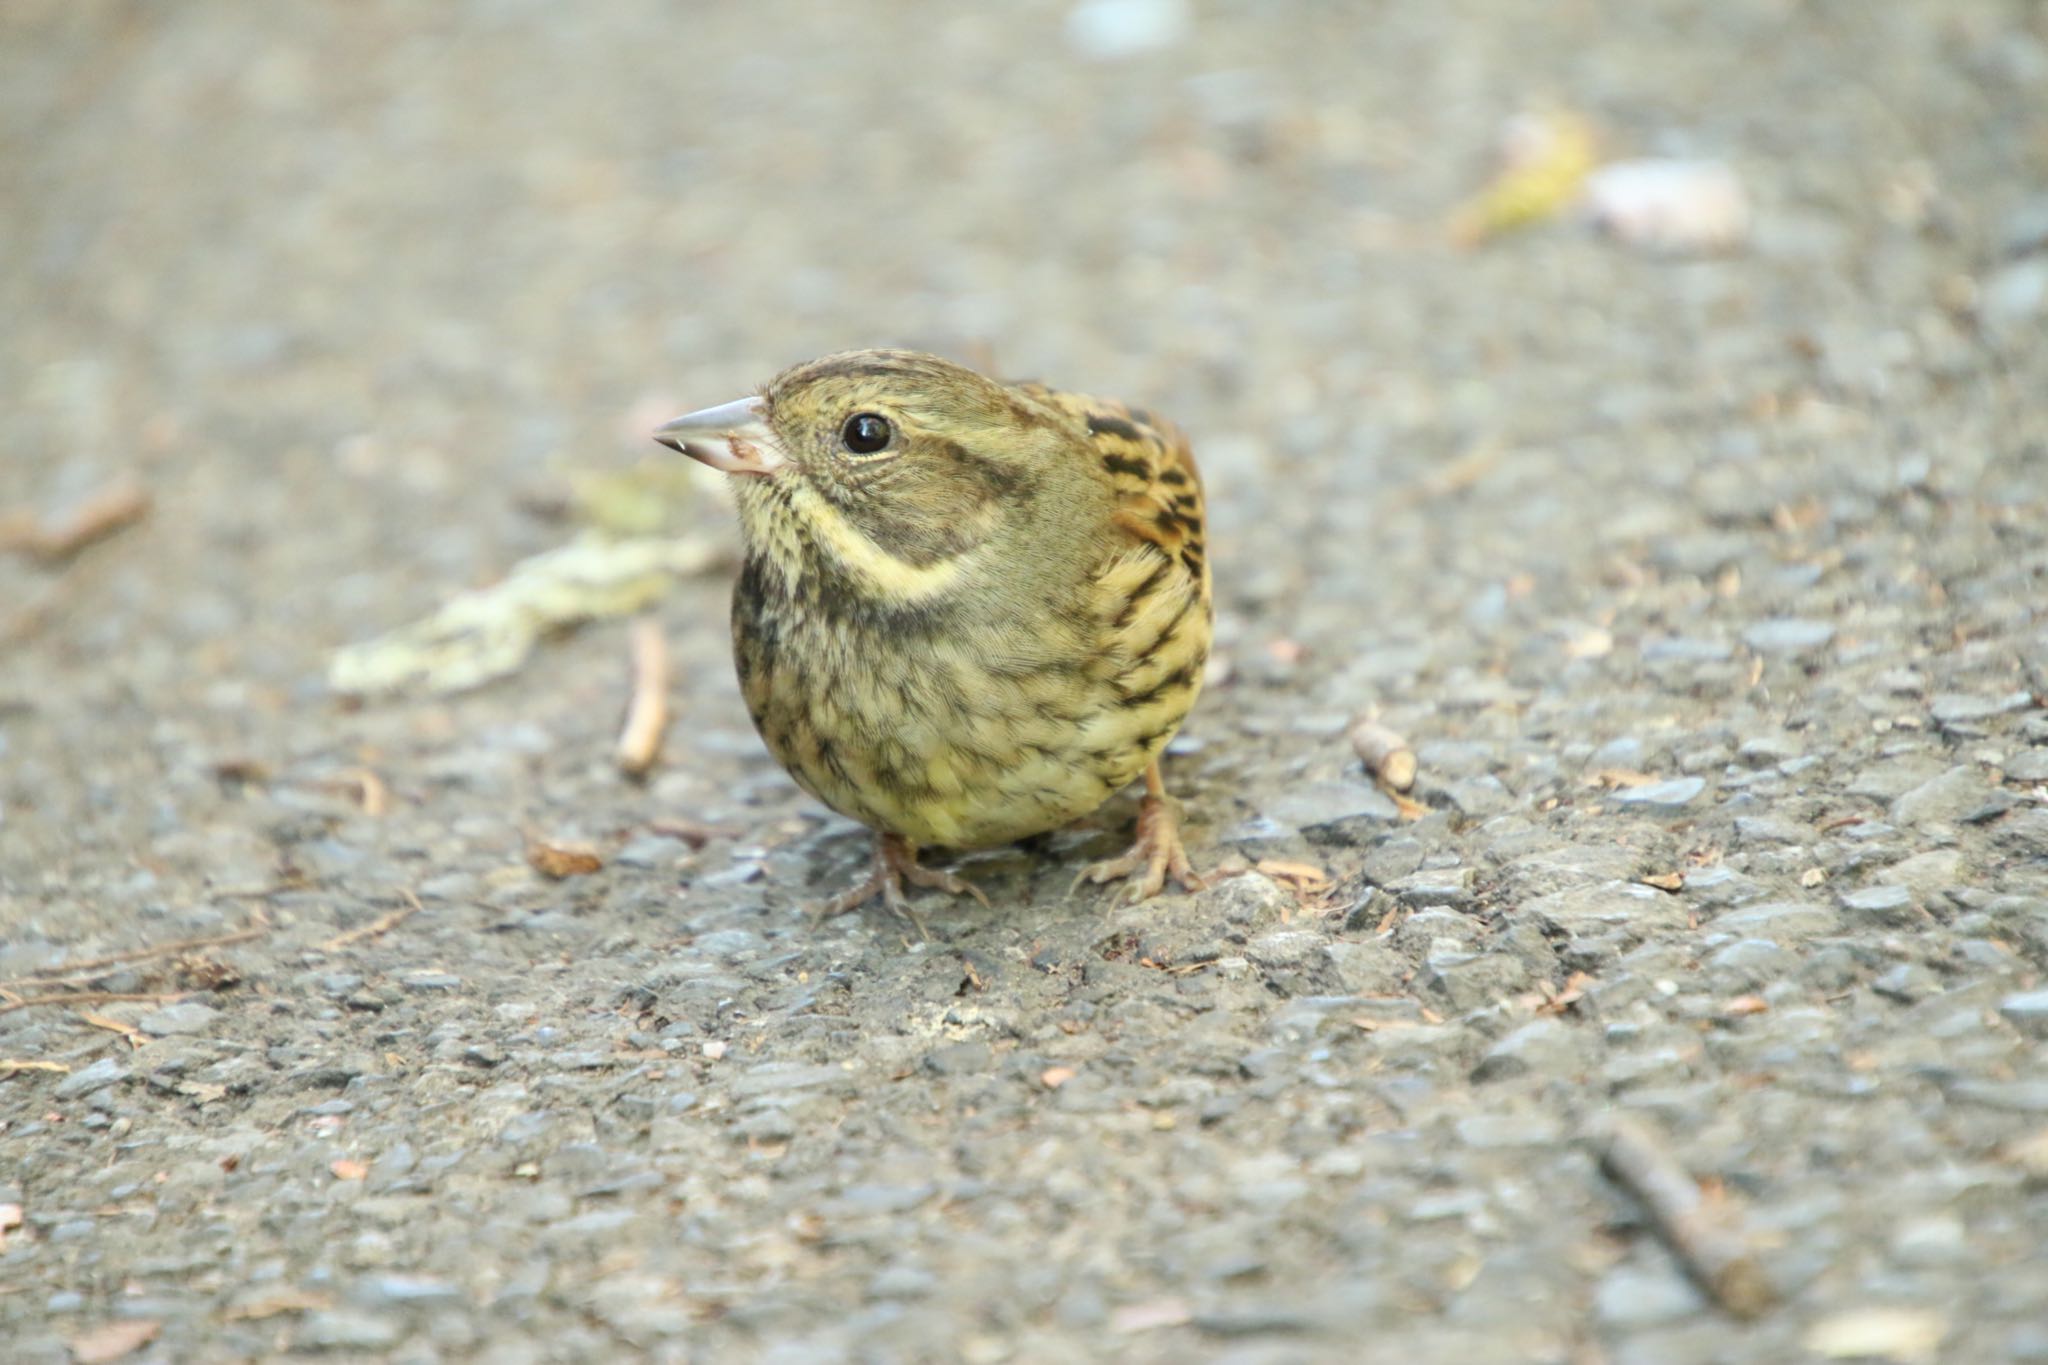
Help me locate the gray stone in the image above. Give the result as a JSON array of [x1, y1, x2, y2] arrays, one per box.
[[356, 1274, 464, 1308], [1710, 901, 1839, 942], [1997, 990, 2048, 1038], [1641, 636, 1734, 663], [1732, 816, 1807, 845], [1996, 808, 2048, 856], [1324, 941, 1407, 995], [1263, 780, 1399, 841], [1609, 776, 1707, 812], [1594, 1265, 1707, 1329], [1473, 1018, 1588, 1082], [137, 1001, 220, 1036], [731, 1062, 857, 1100], [2006, 749, 2048, 783], [300, 1309, 405, 1350], [1742, 618, 1835, 655], [1983, 258, 2048, 331], [1892, 765, 1989, 828], [1931, 691, 2034, 725], [1526, 881, 1684, 939], [1942, 1079, 2048, 1113], [1839, 884, 1919, 926], [1453, 1113, 1563, 1148], [55, 1056, 128, 1099], [1877, 848, 1964, 905], [1387, 866, 1476, 910]]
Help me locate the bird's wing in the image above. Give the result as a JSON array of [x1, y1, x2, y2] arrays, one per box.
[[1011, 383, 1213, 724]]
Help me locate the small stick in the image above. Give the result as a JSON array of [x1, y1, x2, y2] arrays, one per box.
[[320, 888, 425, 952], [0, 990, 194, 1018], [615, 617, 671, 778], [0, 916, 271, 989], [1349, 718, 1417, 793], [1587, 1113, 1777, 1319], [0, 477, 152, 563]]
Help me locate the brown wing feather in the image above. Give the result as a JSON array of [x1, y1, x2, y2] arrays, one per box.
[[1009, 382, 1212, 759], [1007, 384, 1210, 599]]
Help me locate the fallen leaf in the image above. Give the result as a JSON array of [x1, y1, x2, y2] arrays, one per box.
[[329, 1159, 369, 1181], [527, 840, 604, 879], [68, 1319, 161, 1364], [1799, 867, 1827, 888], [1040, 1066, 1077, 1090], [1255, 859, 1331, 895], [1589, 768, 1656, 789], [0, 1201, 21, 1250], [1391, 791, 1429, 822], [1636, 872, 1685, 892], [1804, 1306, 1947, 1362], [222, 1289, 333, 1321], [1450, 109, 1599, 245], [77, 1011, 145, 1045], [1721, 995, 1770, 1018]]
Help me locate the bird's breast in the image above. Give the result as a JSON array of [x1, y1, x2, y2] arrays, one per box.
[[730, 558, 1167, 849]]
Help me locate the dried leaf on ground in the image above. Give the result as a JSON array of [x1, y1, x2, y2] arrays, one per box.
[[327, 532, 724, 697], [1637, 871, 1685, 892], [527, 839, 605, 880], [329, 1158, 369, 1181], [1450, 109, 1599, 245], [1589, 768, 1657, 789], [222, 1289, 334, 1321], [68, 1319, 161, 1364]]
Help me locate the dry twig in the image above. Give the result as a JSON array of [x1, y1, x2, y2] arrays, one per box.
[[0, 990, 194, 1018], [320, 889, 425, 952], [1349, 718, 1417, 793], [615, 616, 671, 778], [1587, 1112, 1777, 1318], [0, 477, 151, 563], [1, 916, 270, 990]]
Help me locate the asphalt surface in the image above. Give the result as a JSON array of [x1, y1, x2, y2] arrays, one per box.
[[4, 2, 2047, 1361]]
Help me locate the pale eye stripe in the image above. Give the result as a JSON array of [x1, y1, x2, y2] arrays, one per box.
[[784, 480, 968, 603]]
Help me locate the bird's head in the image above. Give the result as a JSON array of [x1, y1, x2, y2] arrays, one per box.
[[655, 350, 1104, 604]]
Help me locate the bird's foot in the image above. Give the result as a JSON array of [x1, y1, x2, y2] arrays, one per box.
[[809, 832, 990, 935], [1074, 789, 1206, 905]]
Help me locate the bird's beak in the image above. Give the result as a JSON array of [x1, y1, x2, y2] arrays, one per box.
[[652, 396, 786, 476]]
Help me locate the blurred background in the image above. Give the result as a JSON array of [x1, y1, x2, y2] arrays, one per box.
[[2, 0, 2042, 861]]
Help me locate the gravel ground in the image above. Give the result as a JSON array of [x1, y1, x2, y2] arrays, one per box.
[[5, 2, 2048, 1361]]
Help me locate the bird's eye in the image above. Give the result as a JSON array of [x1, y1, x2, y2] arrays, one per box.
[[840, 412, 893, 455]]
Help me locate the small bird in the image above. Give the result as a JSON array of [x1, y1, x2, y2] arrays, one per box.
[[654, 350, 1210, 922]]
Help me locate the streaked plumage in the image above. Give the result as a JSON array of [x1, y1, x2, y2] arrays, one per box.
[[654, 350, 1209, 920]]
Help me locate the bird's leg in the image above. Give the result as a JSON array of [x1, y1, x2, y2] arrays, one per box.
[[811, 831, 990, 935], [1074, 760, 1205, 904]]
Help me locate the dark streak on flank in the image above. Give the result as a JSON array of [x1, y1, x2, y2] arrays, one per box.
[[1114, 556, 1172, 629], [1085, 413, 1145, 443], [1100, 453, 1150, 480], [1159, 467, 1189, 487], [1119, 661, 1198, 709], [1134, 591, 1197, 662]]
